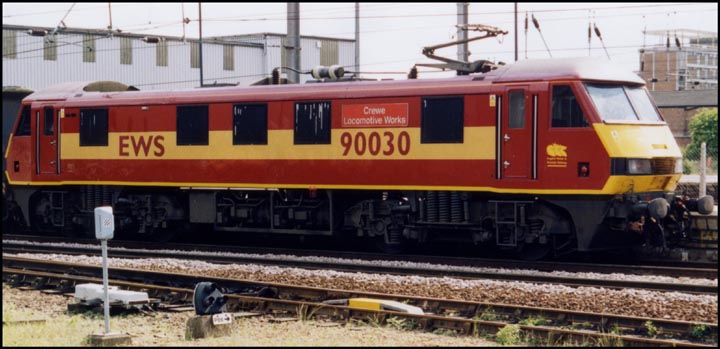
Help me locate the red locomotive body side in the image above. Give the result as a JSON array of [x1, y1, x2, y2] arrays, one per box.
[[7, 77, 609, 194], [5, 58, 692, 256]]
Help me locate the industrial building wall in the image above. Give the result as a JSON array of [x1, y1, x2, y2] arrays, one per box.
[[3, 27, 358, 91], [2, 28, 265, 91], [235, 34, 356, 84]]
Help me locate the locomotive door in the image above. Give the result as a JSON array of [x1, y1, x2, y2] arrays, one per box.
[[499, 88, 532, 179], [37, 106, 59, 174]]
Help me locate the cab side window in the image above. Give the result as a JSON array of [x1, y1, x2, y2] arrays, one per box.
[[14, 105, 31, 136], [551, 85, 588, 128]]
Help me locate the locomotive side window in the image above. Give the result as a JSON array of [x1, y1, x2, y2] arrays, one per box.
[[14, 105, 31, 136], [551, 85, 588, 127], [44, 107, 55, 135], [294, 101, 331, 145], [177, 105, 209, 146], [421, 96, 463, 143], [233, 103, 267, 145], [79, 108, 109, 146], [508, 91, 525, 129]]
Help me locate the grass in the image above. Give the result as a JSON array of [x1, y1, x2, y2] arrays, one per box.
[[3, 312, 99, 347], [518, 315, 551, 326], [477, 307, 501, 321], [2, 310, 498, 347], [494, 324, 522, 346], [296, 303, 323, 322], [385, 316, 418, 331]]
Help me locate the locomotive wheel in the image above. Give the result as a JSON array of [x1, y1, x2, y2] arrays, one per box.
[[3, 202, 28, 234], [374, 224, 406, 254]]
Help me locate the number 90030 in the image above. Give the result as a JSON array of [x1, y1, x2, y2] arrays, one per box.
[[340, 131, 410, 156]]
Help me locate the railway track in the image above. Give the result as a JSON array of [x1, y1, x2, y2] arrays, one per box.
[[3, 256, 716, 347], [3, 238, 717, 295], [5, 234, 716, 277]]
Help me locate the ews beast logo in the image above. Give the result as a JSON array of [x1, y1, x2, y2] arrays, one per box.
[[546, 143, 567, 157], [546, 142, 568, 168], [119, 135, 165, 157]]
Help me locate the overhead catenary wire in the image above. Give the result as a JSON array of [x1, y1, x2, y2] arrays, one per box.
[[3, 3, 714, 75], [5, 5, 715, 46], [46, 3, 76, 43], [5, 3, 715, 34]]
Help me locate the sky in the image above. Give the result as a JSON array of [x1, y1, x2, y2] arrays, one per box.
[[2, 2, 718, 79]]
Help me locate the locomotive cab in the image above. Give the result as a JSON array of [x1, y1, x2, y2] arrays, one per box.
[[579, 82, 711, 250]]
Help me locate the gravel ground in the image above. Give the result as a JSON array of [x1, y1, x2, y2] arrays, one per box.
[[2, 285, 496, 346], [4, 240, 718, 286], [7, 252, 718, 324]]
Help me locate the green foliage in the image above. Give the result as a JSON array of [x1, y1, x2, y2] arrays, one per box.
[[645, 320, 658, 338], [495, 324, 522, 346], [685, 108, 718, 161], [367, 314, 384, 328], [296, 304, 322, 322], [690, 324, 710, 339], [595, 325, 624, 347], [518, 315, 551, 326], [477, 307, 500, 321], [385, 316, 417, 331]]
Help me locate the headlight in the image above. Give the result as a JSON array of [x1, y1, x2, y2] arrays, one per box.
[[674, 158, 683, 174], [627, 159, 652, 175]]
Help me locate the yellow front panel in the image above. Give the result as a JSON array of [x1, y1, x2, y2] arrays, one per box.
[[593, 123, 682, 193], [593, 124, 681, 158], [603, 175, 681, 193]]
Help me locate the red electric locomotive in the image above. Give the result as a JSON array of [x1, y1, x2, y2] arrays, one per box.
[[4, 57, 713, 258]]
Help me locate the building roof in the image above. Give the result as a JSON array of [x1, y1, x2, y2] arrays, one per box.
[[643, 29, 717, 38], [216, 32, 356, 43], [650, 90, 718, 108], [2, 24, 260, 48]]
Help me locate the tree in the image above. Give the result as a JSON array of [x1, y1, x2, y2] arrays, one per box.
[[685, 108, 718, 161]]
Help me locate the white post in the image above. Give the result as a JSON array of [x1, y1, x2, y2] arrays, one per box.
[[94, 206, 115, 335], [699, 142, 707, 197], [102, 239, 110, 334]]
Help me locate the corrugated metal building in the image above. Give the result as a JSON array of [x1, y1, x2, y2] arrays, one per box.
[[2, 24, 356, 91]]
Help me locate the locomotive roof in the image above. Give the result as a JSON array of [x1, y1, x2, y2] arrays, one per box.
[[485, 57, 645, 84], [24, 57, 644, 105]]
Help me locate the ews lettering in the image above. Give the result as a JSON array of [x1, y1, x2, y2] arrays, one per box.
[[119, 135, 165, 157]]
